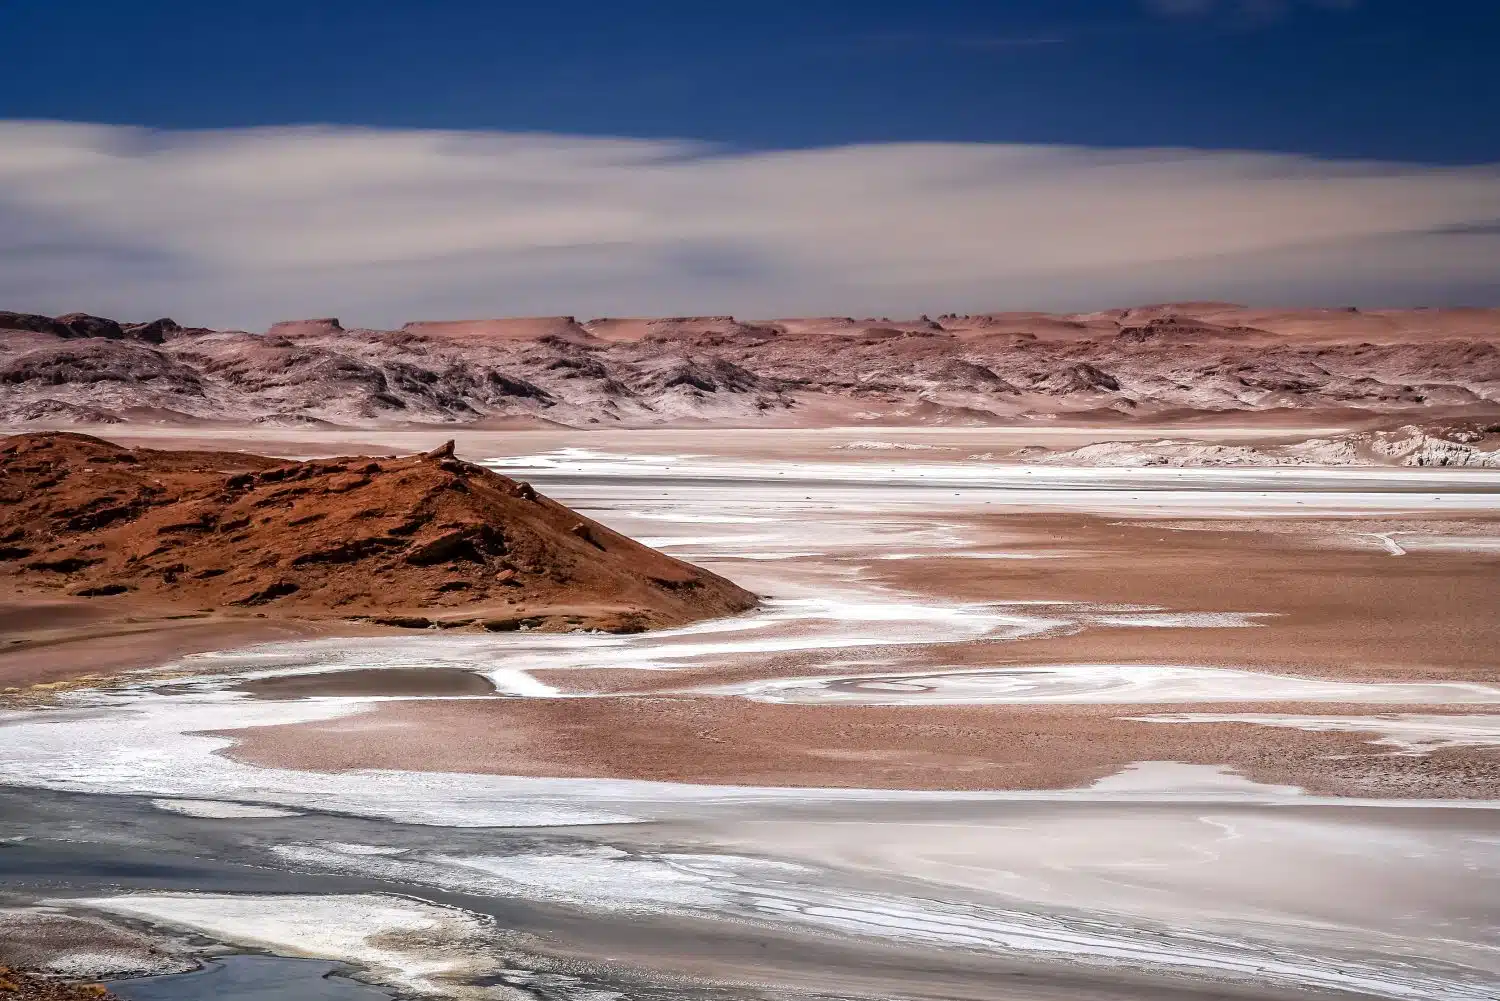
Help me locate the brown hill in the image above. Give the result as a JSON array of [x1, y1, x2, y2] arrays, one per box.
[[0, 433, 756, 632]]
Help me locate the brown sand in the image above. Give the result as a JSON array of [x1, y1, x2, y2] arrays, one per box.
[[221, 696, 1500, 799], [871, 513, 1500, 685]]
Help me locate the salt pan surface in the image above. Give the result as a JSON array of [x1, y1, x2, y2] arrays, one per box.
[[259, 838, 1498, 1001]]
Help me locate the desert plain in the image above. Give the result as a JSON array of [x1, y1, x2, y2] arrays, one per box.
[[2, 304, 1500, 1001]]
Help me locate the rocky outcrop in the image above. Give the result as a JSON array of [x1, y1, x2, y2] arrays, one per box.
[[7, 400, 124, 424], [403, 316, 596, 345], [120, 318, 182, 344], [1047, 363, 1120, 394], [637, 355, 765, 395], [1370, 428, 1500, 467], [0, 312, 74, 338], [0, 433, 757, 629], [0, 312, 175, 343], [925, 359, 1020, 394], [52, 314, 124, 340], [266, 317, 344, 337], [0, 341, 206, 394]]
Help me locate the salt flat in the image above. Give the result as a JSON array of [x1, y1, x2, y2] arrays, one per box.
[[4, 430, 1500, 1001]]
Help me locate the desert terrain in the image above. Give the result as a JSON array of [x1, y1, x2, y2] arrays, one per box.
[[3, 305, 1500, 1001], [2, 304, 1499, 433]]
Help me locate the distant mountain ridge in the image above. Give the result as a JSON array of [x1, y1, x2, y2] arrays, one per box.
[[2, 304, 1498, 427]]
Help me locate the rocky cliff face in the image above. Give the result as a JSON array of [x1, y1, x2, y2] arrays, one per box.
[[0, 433, 757, 630], [2, 305, 1498, 427]]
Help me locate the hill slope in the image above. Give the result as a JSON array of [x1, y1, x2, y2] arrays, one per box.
[[0, 433, 756, 631]]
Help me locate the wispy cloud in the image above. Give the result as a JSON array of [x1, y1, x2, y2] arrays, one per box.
[[0, 122, 1495, 328]]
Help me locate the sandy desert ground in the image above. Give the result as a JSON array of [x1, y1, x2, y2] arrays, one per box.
[[2, 420, 1499, 1001]]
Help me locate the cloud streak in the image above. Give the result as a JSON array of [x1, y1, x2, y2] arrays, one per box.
[[0, 121, 1496, 329]]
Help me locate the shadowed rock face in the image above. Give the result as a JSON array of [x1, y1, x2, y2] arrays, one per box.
[[1, 305, 1498, 426], [0, 312, 179, 343], [0, 433, 757, 630], [0, 341, 206, 393]]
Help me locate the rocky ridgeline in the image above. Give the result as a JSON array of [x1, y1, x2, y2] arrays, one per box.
[[0, 433, 756, 630], [1, 307, 1498, 426]]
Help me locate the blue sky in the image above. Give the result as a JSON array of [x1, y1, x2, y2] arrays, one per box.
[[1, 1, 1497, 326], [5, 0, 1496, 161]]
